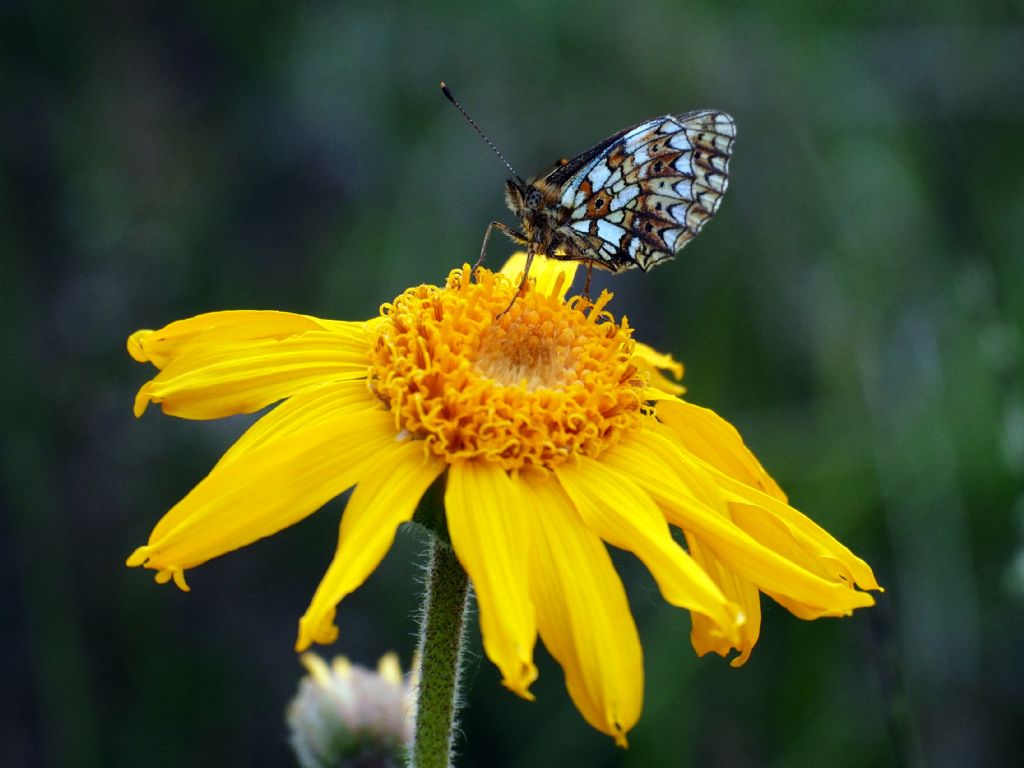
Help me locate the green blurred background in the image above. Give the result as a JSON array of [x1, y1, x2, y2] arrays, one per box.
[[2, 1, 1022, 766]]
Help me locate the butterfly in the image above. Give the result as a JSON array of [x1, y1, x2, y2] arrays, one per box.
[[442, 84, 735, 304]]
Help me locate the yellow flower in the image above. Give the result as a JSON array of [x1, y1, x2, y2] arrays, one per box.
[[126, 254, 880, 745]]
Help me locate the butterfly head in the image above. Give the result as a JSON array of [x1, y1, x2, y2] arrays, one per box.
[[504, 177, 544, 215]]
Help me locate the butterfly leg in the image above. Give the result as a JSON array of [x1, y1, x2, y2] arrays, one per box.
[[495, 249, 537, 319], [476, 221, 528, 270], [583, 263, 593, 299]]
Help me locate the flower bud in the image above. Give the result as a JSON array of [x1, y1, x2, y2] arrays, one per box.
[[287, 652, 415, 768]]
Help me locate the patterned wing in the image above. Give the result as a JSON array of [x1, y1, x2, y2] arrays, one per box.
[[551, 111, 735, 272]]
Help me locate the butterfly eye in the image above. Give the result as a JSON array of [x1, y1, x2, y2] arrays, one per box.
[[526, 189, 543, 208]]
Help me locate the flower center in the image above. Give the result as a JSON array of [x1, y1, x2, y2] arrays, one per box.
[[474, 316, 572, 391], [369, 266, 648, 470]]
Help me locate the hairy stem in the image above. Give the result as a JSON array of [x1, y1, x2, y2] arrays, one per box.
[[411, 538, 470, 768]]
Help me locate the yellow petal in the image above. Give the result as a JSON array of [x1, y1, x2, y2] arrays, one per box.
[[217, 380, 378, 467], [726, 483, 879, 593], [126, 408, 397, 579], [134, 328, 371, 420], [724, 502, 839, 583], [608, 427, 876, 616], [555, 455, 742, 645], [128, 310, 364, 368], [517, 468, 642, 746], [499, 252, 579, 300], [445, 461, 538, 698], [296, 440, 445, 650], [656, 399, 785, 501], [666, 423, 880, 593], [632, 342, 685, 396], [683, 532, 762, 666], [642, 387, 685, 402]]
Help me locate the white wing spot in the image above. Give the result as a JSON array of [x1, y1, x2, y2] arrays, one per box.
[[714, 114, 736, 136], [609, 184, 640, 211], [662, 228, 685, 250], [700, 191, 722, 212], [674, 179, 693, 199], [595, 219, 627, 245], [674, 153, 693, 174], [587, 161, 611, 190], [622, 124, 650, 145], [699, 173, 726, 193], [668, 133, 692, 151], [571, 220, 591, 235]]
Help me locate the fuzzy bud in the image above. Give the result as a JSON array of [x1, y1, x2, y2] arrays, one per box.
[[286, 652, 415, 768]]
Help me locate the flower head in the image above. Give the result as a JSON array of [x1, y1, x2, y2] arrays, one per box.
[[127, 254, 880, 745], [286, 651, 415, 768]]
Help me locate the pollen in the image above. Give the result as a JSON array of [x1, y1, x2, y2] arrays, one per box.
[[369, 265, 647, 470]]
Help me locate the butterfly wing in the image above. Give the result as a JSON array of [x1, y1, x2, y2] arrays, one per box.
[[548, 111, 735, 272]]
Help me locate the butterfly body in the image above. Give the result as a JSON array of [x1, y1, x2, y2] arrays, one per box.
[[494, 111, 736, 278]]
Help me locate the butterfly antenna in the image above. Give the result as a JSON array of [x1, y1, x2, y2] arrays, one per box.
[[440, 81, 524, 184]]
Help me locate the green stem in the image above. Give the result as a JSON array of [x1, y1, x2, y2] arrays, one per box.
[[411, 538, 470, 768]]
